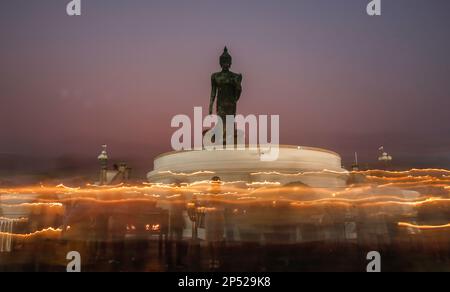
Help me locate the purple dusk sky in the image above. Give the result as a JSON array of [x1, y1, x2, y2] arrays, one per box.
[[1, 0, 450, 171]]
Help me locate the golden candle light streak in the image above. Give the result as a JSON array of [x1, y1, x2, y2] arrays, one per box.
[[361, 198, 450, 207], [246, 181, 281, 186], [284, 196, 438, 205], [221, 192, 240, 195], [158, 170, 216, 176], [0, 190, 37, 195], [250, 169, 350, 176], [374, 177, 450, 183], [196, 207, 218, 213], [81, 186, 170, 193], [166, 194, 182, 199], [187, 180, 248, 186], [75, 186, 166, 194], [193, 191, 241, 196], [33, 197, 159, 206], [398, 222, 450, 230], [1, 183, 208, 194], [1, 193, 160, 203], [0, 217, 28, 222], [376, 181, 450, 188], [0, 228, 62, 239], [0, 172, 449, 201], [143, 194, 161, 198], [376, 185, 450, 194], [356, 168, 450, 175], [246, 183, 426, 196], [375, 184, 450, 191], [0, 193, 39, 198], [86, 183, 125, 188], [0, 187, 440, 200], [177, 180, 281, 188], [86, 187, 162, 194], [247, 186, 328, 194], [1, 193, 443, 208], [0, 202, 63, 208], [350, 182, 447, 191], [194, 197, 265, 204], [291, 201, 352, 208], [365, 175, 438, 182], [331, 188, 389, 198], [78, 187, 143, 193], [2, 182, 440, 198], [237, 197, 258, 200], [142, 182, 185, 189], [146, 179, 263, 189], [3, 196, 161, 205], [333, 185, 377, 194], [284, 197, 450, 209], [55, 184, 81, 191], [94, 187, 186, 196], [0, 184, 94, 194], [2, 186, 188, 197], [192, 194, 445, 207], [203, 194, 240, 199], [2, 196, 447, 209], [0, 181, 341, 194], [248, 189, 352, 199], [0, 191, 157, 201], [0, 191, 442, 201]]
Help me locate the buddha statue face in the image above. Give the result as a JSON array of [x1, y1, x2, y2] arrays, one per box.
[[220, 61, 231, 71], [220, 47, 232, 71]]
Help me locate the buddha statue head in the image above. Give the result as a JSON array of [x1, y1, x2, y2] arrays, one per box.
[[219, 47, 232, 71]]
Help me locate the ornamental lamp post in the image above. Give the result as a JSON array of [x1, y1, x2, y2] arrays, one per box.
[[98, 145, 108, 185], [378, 146, 393, 170]]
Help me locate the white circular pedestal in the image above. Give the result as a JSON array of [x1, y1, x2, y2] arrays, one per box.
[[147, 145, 349, 188]]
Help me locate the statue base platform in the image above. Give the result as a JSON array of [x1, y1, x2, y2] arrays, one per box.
[[147, 145, 348, 188]]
